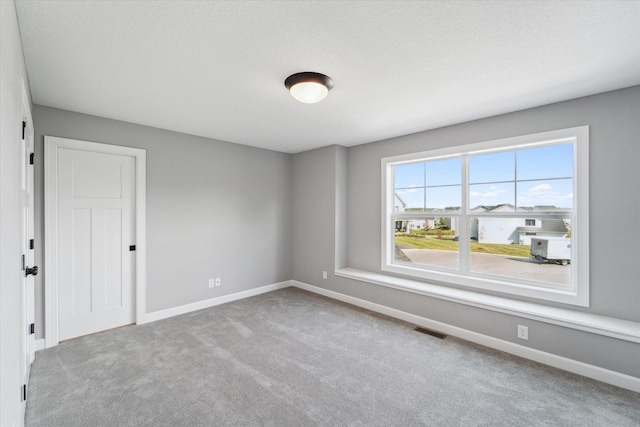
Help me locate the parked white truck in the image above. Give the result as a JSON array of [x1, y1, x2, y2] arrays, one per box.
[[530, 237, 571, 265]]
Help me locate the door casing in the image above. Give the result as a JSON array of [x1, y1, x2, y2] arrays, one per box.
[[44, 136, 146, 348]]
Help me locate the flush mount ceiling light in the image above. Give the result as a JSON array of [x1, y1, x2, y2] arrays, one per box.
[[284, 72, 334, 104]]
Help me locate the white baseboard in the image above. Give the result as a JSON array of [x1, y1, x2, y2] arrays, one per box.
[[34, 339, 45, 352], [292, 280, 640, 393], [145, 280, 292, 323]]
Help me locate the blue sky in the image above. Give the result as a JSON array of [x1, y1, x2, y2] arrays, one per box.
[[394, 143, 573, 210]]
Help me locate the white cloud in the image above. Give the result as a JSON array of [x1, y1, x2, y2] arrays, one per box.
[[528, 183, 553, 196], [519, 183, 573, 207]]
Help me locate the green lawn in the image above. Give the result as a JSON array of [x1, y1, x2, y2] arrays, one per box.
[[395, 235, 531, 257]]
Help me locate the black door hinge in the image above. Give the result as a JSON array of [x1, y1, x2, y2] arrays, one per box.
[[29, 323, 35, 335], [22, 254, 25, 271], [29, 239, 35, 250], [129, 245, 136, 251], [21, 384, 27, 402], [29, 152, 35, 165], [22, 121, 26, 140]]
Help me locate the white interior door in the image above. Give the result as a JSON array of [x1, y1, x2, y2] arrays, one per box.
[[56, 146, 136, 341], [21, 118, 36, 361], [20, 101, 36, 416]]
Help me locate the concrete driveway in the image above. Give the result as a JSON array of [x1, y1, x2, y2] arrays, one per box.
[[399, 248, 570, 286]]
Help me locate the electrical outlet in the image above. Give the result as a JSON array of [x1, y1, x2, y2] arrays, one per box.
[[517, 325, 529, 340], [322, 271, 328, 280], [215, 277, 221, 287], [208, 278, 215, 288]]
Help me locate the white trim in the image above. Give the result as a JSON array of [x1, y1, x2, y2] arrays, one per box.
[[381, 126, 589, 306], [292, 280, 640, 393], [34, 339, 45, 352], [135, 150, 147, 325], [334, 268, 640, 343], [44, 136, 147, 348], [145, 281, 292, 323]]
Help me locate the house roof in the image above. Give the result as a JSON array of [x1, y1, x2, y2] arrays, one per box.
[[470, 204, 524, 212], [394, 192, 407, 207], [521, 206, 572, 212], [471, 204, 570, 213]]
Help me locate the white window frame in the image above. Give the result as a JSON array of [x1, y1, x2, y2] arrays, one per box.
[[381, 126, 589, 306]]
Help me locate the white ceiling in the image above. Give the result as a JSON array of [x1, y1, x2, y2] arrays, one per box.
[[15, 1, 640, 154]]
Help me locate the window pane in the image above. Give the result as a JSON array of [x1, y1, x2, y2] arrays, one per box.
[[426, 186, 461, 211], [394, 217, 458, 269], [394, 188, 424, 211], [469, 217, 570, 286], [426, 158, 461, 186], [517, 144, 573, 181], [469, 151, 514, 184], [517, 179, 573, 210], [469, 183, 514, 211], [394, 162, 424, 189]]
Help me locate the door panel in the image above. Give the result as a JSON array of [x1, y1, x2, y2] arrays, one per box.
[[71, 208, 92, 316], [57, 148, 135, 341], [105, 208, 124, 310]]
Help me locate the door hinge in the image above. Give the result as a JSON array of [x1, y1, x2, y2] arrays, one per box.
[[129, 245, 136, 251], [29, 323, 35, 335], [29, 239, 35, 250], [22, 254, 25, 270], [29, 152, 35, 165], [21, 384, 27, 402], [22, 121, 26, 140]]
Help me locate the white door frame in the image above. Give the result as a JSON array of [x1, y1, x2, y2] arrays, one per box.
[[44, 136, 146, 348]]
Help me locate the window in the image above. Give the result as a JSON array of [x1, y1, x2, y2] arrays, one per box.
[[382, 127, 589, 306]]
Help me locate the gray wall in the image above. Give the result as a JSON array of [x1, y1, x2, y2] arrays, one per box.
[[292, 86, 640, 377], [33, 106, 293, 337], [31, 87, 639, 377], [292, 145, 339, 284]]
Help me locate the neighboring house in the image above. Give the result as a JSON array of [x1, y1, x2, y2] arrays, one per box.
[[406, 219, 431, 231], [516, 218, 571, 245], [393, 193, 407, 231], [394, 193, 458, 233], [470, 204, 569, 244], [407, 217, 457, 232]]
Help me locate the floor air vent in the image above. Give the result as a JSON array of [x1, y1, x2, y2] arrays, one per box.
[[414, 326, 447, 339]]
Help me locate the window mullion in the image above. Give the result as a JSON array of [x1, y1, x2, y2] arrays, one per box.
[[459, 155, 470, 273]]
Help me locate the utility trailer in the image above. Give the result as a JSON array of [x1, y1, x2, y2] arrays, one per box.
[[530, 237, 571, 265]]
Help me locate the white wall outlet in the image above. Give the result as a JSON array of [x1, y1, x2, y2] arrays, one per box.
[[215, 277, 221, 287], [208, 278, 215, 288], [517, 325, 529, 340], [322, 271, 328, 280]]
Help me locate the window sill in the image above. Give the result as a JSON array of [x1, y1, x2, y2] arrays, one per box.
[[334, 267, 640, 344]]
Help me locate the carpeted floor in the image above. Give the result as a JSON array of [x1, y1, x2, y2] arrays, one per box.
[[26, 287, 640, 426]]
